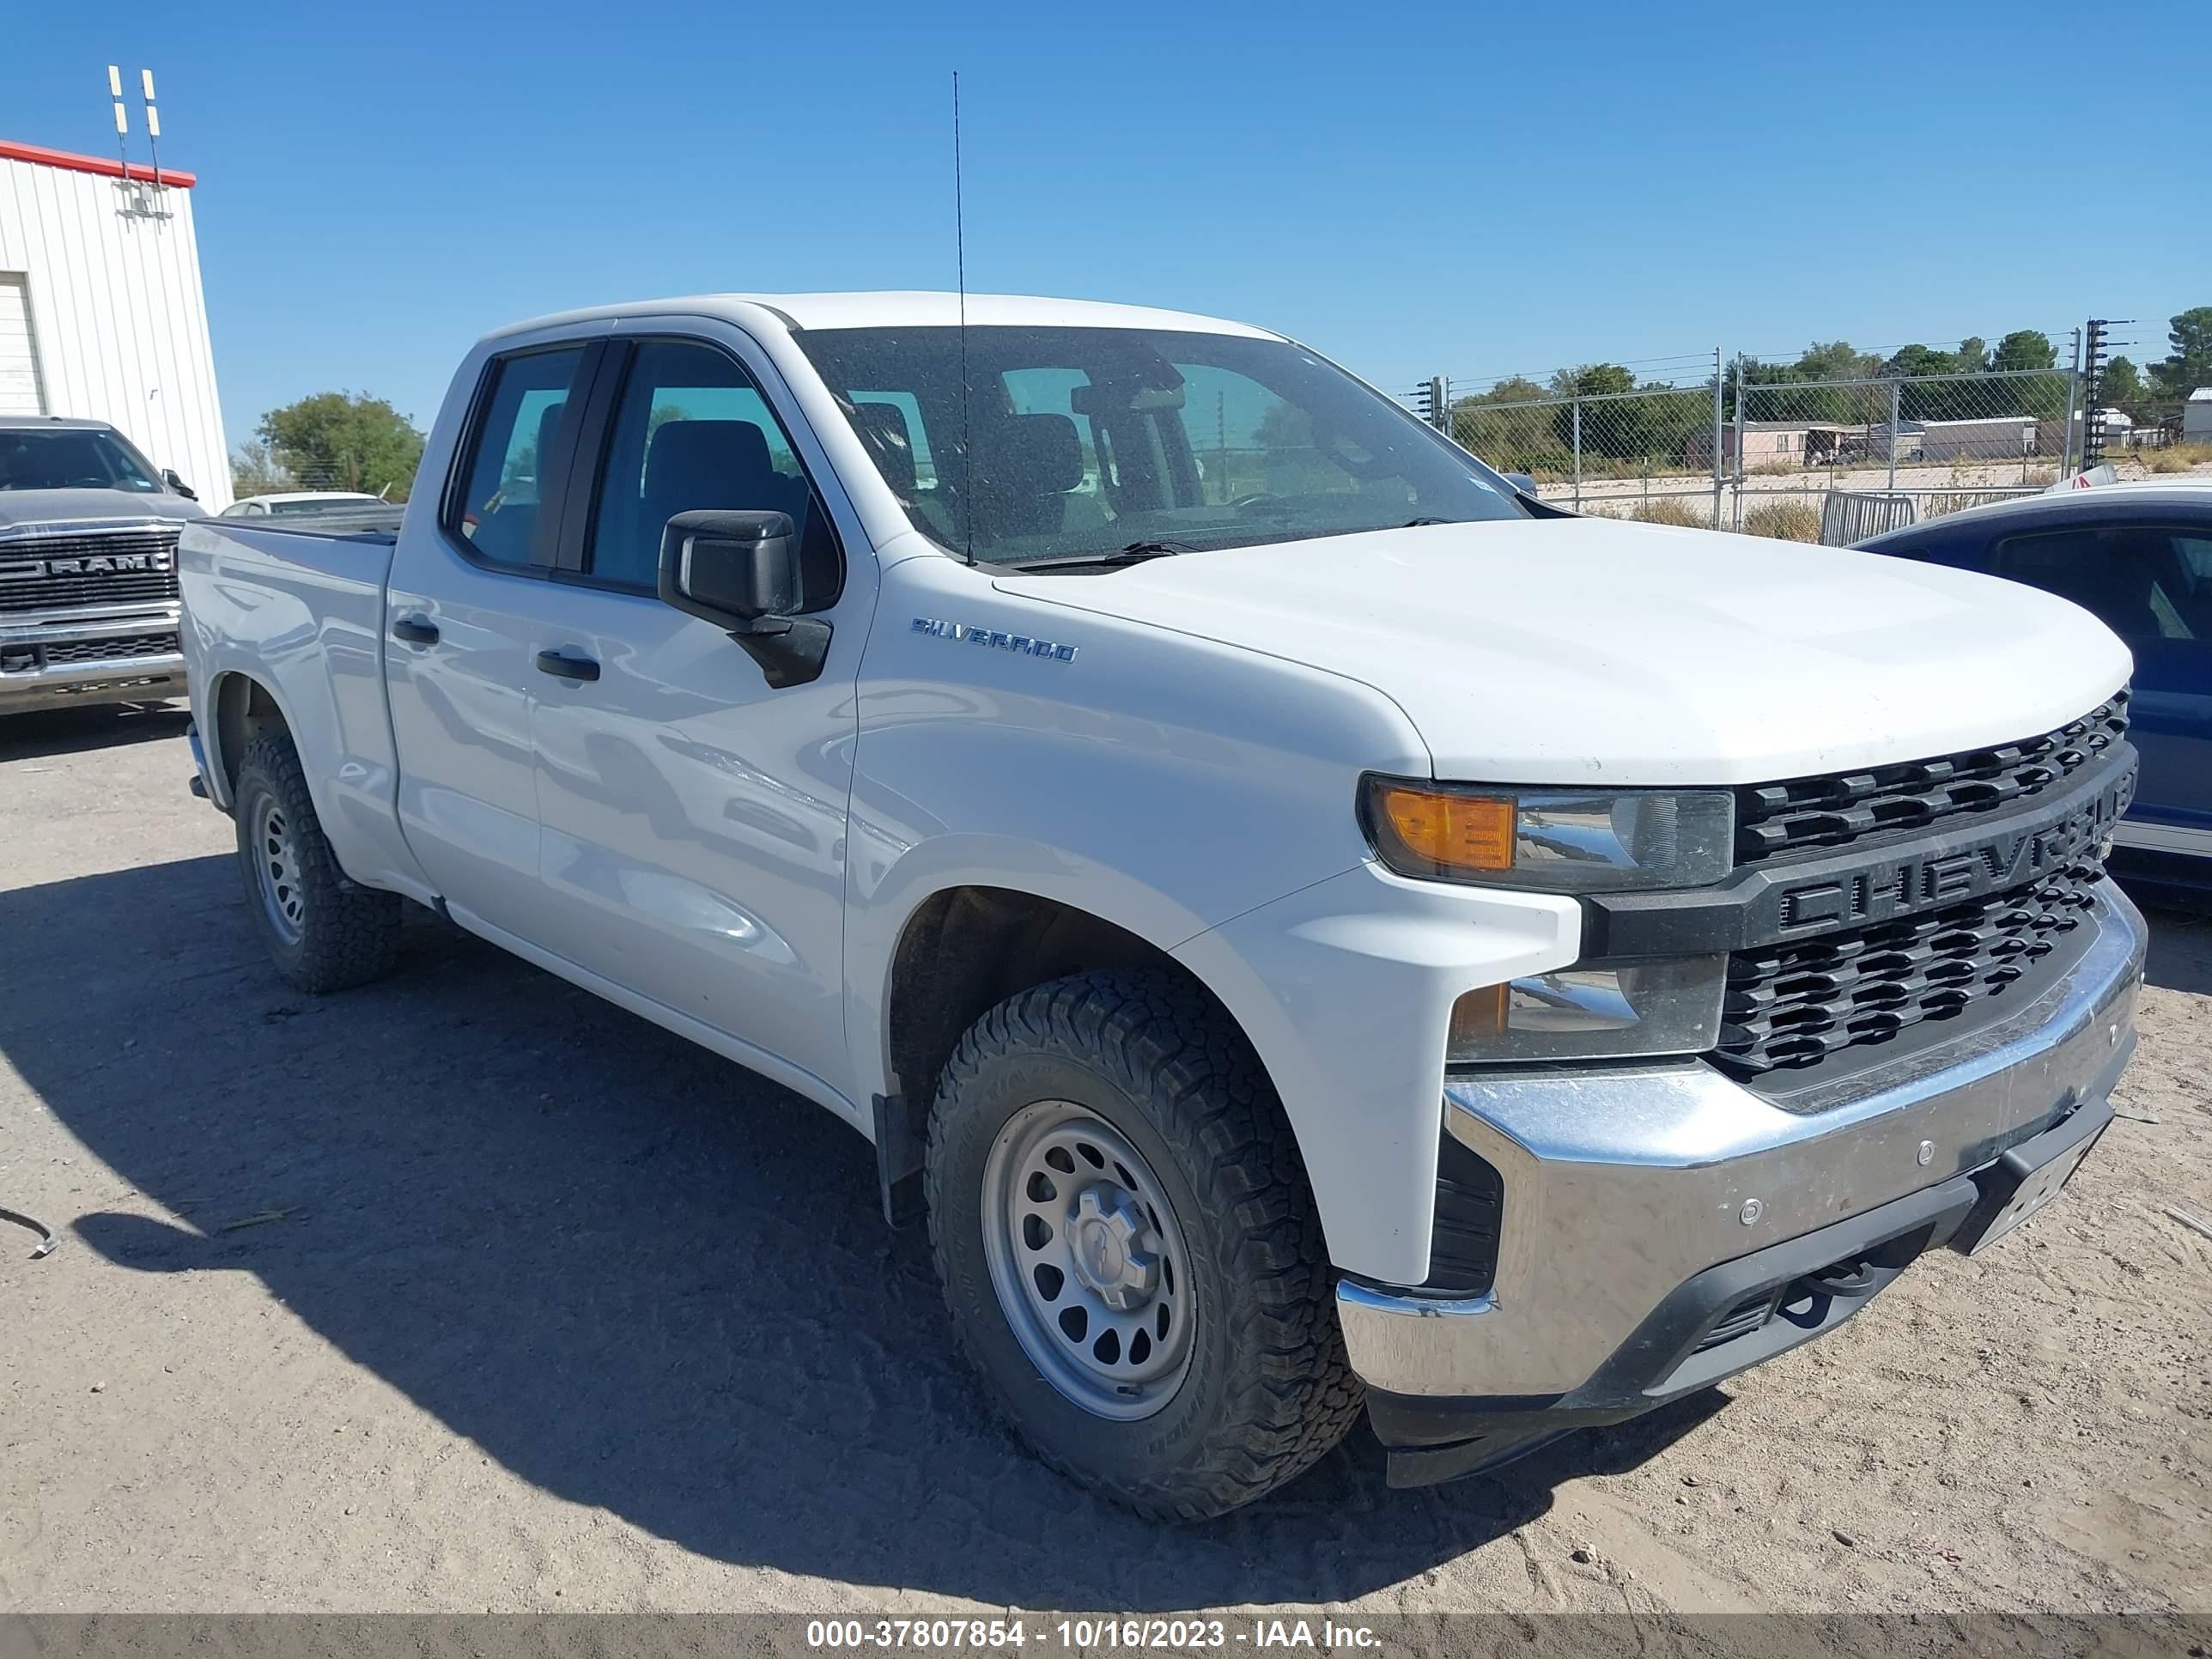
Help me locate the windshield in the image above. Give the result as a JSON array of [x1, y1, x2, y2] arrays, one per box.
[[791, 325, 1525, 565], [0, 427, 162, 493]]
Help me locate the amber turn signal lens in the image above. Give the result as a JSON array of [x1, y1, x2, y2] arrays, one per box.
[[1375, 784, 1516, 873], [1449, 981, 1510, 1048]]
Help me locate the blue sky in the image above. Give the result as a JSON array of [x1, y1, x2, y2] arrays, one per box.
[[7, 0, 2209, 453]]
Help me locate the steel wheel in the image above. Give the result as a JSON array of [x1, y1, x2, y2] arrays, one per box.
[[980, 1099, 1196, 1421], [250, 793, 307, 946]]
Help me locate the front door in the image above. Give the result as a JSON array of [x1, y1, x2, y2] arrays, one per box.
[[520, 331, 870, 1103]]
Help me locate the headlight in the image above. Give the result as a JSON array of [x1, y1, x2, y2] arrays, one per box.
[[1360, 776, 1735, 892], [1447, 956, 1729, 1063]]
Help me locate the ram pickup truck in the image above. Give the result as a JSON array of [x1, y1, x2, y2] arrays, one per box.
[[180, 294, 2145, 1518], [2, 416, 203, 714]]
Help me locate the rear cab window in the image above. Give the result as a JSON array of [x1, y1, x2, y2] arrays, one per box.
[[445, 346, 592, 568]]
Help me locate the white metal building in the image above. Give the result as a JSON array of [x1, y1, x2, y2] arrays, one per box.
[[2187, 389, 2212, 444], [0, 139, 229, 508]]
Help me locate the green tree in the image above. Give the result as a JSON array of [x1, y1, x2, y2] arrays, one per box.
[[1550, 364, 1644, 459], [2150, 307, 2212, 398], [1793, 340, 1876, 383], [257, 392, 425, 499], [2104, 356, 2144, 413], [230, 440, 294, 497], [1991, 330, 2057, 372], [1449, 376, 1559, 471], [1883, 343, 1960, 380]]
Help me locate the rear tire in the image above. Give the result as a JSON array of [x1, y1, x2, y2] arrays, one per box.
[[232, 732, 401, 994], [926, 970, 1361, 1519]]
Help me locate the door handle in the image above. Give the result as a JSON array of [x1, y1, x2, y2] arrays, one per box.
[[535, 648, 600, 682], [391, 617, 440, 646]]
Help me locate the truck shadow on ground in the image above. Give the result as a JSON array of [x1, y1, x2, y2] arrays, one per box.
[[2137, 900, 2212, 996], [11, 852, 1722, 1607]]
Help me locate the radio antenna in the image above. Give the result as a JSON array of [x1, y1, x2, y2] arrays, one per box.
[[953, 70, 975, 564]]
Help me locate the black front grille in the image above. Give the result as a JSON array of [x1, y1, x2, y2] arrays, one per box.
[[0, 529, 181, 613], [1734, 693, 2130, 864], [1717, 864, 2105, 1074], [36, 631, 181, 665]]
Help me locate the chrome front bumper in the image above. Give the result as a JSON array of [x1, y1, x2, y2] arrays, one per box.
[[0, 605, 187, 712], [1339, 883, 2147, 1404], [0, 650, 188, 711]]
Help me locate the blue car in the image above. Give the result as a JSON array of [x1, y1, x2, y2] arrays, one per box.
[[1859, 482, 2212, 906]]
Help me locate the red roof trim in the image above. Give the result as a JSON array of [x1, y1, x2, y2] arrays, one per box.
[[0, 140, 197, 189]]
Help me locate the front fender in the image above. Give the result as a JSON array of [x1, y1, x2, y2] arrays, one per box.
[[1174, 865, 1579, 1285]]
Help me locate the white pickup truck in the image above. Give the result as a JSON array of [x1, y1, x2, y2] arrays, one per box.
[[180, 293, 2145, 1518]]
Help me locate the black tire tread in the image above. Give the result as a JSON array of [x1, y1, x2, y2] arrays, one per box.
[[926, 969, 1363, 1520], [234, 732, 402, 994]]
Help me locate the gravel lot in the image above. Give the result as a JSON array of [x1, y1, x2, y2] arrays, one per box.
[[1, 703, 2207, 1618]]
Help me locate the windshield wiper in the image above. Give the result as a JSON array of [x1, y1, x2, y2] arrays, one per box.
[[1401, 516, 1459, 527], [1011, 540, 1202, 572]]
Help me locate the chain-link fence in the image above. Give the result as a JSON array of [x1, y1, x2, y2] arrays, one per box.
[[1403, 337, 2118, 543], [1729, 366, 2076, 537], [1446, 366, 1732, 528]]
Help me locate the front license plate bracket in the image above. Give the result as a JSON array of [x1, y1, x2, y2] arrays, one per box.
[[1951, 1096, 2114, 1255]]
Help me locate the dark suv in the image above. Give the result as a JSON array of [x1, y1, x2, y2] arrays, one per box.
[[1859, 482, 2212, 904]]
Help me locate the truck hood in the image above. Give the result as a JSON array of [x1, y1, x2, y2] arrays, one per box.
[[0, 489, 204, 535], [998, 518, 2135, 785]]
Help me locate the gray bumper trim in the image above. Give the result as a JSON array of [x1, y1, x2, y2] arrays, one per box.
[[1339, 882, 2146, 1399]]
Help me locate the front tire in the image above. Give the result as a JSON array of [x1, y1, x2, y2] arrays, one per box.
[[926, 971, 1361, 1519], [232, 732, 402, 994]]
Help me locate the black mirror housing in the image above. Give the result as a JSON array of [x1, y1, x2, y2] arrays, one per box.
[[657, 508, 831, 690], [659, 509, 799, 625], [163, 469, 198, 501]]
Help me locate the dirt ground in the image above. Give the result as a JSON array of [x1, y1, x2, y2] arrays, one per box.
[[0, 703, 2207, 1618]]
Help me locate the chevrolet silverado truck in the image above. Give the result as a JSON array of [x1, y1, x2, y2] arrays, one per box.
[[179, 294, 2145, 1518], [1, 416, 203, 714]]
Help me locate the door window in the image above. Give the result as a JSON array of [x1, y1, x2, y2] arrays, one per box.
[[585, 340, 841, 607], [1994, 524, 2212, 641], [446, 347, 591, 568]]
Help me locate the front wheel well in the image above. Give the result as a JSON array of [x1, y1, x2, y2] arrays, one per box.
[[213, 672, 290, 796], [884, 887, 1243, 1115]]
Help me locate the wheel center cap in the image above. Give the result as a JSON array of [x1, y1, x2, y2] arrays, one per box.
[[1079, 1218, 1125, 1283], [1063, 1185, 1157, 1309]]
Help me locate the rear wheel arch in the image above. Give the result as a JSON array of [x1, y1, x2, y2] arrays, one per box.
[[211, 671, 293, 799]]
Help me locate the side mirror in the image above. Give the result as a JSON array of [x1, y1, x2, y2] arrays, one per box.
[[658, 508, 830, 690], [163, 468, 198, 501], [1504, 471, 1537, 496], [659, 509, 799, 625]]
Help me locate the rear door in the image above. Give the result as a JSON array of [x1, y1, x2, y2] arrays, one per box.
[[383, 336, 617, 937], [514, 325, 873, 1103]]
